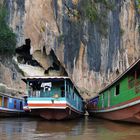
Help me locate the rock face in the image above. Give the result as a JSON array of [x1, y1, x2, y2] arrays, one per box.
[[0, 56, 25, 93], [2, 0, 140, 98]]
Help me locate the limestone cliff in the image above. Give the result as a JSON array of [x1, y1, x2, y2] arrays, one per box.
[[1, 0, 140, 99]]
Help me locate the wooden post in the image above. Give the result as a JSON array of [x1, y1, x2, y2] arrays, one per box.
[[64, 79, 66, 97], [2, 96, 4, 107], [26, 81, 29, 96]]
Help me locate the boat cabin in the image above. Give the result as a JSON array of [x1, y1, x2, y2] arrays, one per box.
[[22, 76, 85, 114], [23, 77, 81, 98]]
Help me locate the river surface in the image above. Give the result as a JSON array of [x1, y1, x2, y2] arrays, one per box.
[[0, 116, 140, 140]]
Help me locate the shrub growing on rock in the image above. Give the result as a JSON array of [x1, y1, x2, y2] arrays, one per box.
[[0, 5, 16, 55]]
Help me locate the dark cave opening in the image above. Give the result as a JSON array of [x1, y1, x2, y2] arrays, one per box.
[[16, 40, 68, 76], [44, 49, 68, 76], [43, 46, 46, 53], [16, 39, 41, 67], [16, 38, 31, 55]]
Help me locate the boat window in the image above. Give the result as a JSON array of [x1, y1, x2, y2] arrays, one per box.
[[73, 92, 74, 99], [24, 97, 28, 105], [115, 84, 120, 96], [4, 97, 8, 108], [28, 86, 32, 97], [66, 85, 70, 99], [135, 70, 140, 83], [66, 84, 68, 92], [14, 100, 17, 109], [135, 69, 140, 93], [20, 101, 23, 110], [67, 85, 70, 93], [61, 86, 65, 97], [128, 71, 135, 89], [68, 85, 70, 93]]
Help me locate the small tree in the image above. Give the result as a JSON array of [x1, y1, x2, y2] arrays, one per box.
[[137, 0, 140, 8], [0, 4, 16, 55]]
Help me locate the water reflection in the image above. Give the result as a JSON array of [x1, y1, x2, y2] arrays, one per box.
[[0, 117, 140, 140], [36, 118, 85, 136], [88, 117, 140, 140]]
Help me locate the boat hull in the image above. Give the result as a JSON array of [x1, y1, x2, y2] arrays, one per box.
[[24, 97, 85, 120], [26, 107, 84, 120], [88, 102, 140, 123], [0, 109, 25, 117], [41, 107, 84, 120]]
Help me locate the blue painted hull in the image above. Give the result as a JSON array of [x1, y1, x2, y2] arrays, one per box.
[[0, 92, 25, 117], [0, 108, 24, 117]]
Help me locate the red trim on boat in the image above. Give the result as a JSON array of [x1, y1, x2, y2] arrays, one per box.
[[28, 103, 67, 107], [27, 103, 84, 115]]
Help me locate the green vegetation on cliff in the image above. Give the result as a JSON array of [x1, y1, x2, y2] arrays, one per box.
[[0, 5, 16, 55], [63, 0, 114, 37], [79, 0, 114, 36], [137, 0, 140, 8], [80, 0, 113, 22]]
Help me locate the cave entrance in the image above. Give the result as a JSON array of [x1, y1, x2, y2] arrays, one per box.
[[15, 39, 68, 77], [16, 38, 31, 56], [16, 39, 40, 66], [44, 49, 68, 76]]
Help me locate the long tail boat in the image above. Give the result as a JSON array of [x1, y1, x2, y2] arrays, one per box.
[[0, 92, 24, 117], [87, 59, 140, 123], [22, 76, 85, 120]]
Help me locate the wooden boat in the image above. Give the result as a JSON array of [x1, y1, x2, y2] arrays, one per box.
[[22, 76, 85, 120], [0, 92, 24, 117], [87, 58, 140, 123]]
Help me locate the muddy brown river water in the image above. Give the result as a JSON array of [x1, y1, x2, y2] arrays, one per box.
[[0, 117, 140, 140]]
